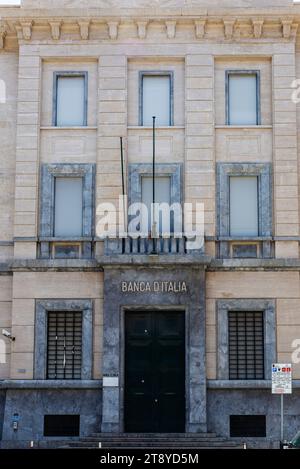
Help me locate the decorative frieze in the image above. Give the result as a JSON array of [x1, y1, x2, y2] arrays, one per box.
[[0, 23, 7, 50], [19, 20, 33, 40], [136, 20, 148, 39], [165, 20, 176, 39], [78, 20, 90, 40], [223, 19, 236, 40], [107, 21, 119, 40], [195, 19, 206, 39], [282, 19, 293, 39], [49, 21, 61, 40], [6, 15, 300, 44], [252, 19, 264, 39]]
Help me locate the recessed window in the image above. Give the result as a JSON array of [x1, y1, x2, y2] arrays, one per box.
[[227, 72, 260, 125], [141, 74, 173, 126], [230, 415, 266, 438], [54, 73, 87, 127], [142, 176, 171, 234], [47, 311, 82, 380], [229, 176, 259, 237], [54, 177, 83, 237], [44, 415, 80, 437], [228, 311, 264, 380]]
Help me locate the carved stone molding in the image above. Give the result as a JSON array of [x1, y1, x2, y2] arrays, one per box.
[[282, 19, 293, 39], [107, 21, 119, 40], [165, 20, 176, 39], [252, 19, 264, 39], [195, 19, 206, 39], [0, 23, 7, 50], [6, 15, 300, 45], [78, 20, 90, 40], [291, 23, 299, 40], [136, 20, 148, 39], [49, 21, 62, 40], [19, 20, 33, 40], [223, 19, 236, 39]]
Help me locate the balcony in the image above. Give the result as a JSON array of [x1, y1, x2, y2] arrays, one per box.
[[104, 236, 204, 256]]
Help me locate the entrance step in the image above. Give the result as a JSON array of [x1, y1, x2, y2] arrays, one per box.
[[60, 433, 243, 449]]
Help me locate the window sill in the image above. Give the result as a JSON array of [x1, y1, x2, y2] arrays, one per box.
[[207, 380, 271, 389], [215, 125, 272, 130], [39, 237, 93, 242], [40, 126, 97, 130], [128, 126, 185, 130], [217, 237, 272, 242]]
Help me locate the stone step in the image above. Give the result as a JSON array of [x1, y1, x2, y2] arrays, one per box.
[[90, 432, 218, 439], [63, 441, 242, 449], [81, 437, 228, 444]]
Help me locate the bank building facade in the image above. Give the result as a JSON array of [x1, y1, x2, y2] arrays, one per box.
[[1, 0, 300, 449]]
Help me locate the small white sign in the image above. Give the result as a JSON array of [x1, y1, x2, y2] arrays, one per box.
[[272, 364, 292, 394], [103, 376, 119, 388]]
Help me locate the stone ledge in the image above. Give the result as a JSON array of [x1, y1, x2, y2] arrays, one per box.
[[208, 380, 300, 389], [0, 379, 102, 390], [12, 259, 101, 272], [97, 254, 212, 267], [209, 258, 300, 271]]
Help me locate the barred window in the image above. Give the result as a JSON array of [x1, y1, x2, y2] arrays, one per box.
[[228, 311, 264, 380], [47, 311, 82, 380]]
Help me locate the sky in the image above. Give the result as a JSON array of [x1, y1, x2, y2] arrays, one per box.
[[0, 1, 21, 4]]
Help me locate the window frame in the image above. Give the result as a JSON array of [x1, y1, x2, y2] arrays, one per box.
[[52, 71, 88, 127], [39, 163, 95, 259], [216, 162, 272, 258], [216, 299, 276, 382], [34, 300, 93, 381], [139, 71, 174, 126], [225, 70, 261, 126]]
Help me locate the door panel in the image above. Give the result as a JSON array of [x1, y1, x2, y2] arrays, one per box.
[[125, 311, 185, 433]]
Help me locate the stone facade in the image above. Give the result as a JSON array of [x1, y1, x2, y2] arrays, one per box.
[[0, 0, 300, 448]]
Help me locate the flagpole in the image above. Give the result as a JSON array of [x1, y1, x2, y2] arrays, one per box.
[[152, 116, 157, 254], [120, 137, 126, 246]]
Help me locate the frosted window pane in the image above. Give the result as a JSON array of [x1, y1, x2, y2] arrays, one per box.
[[56, 76, 85, 126], [142, 76, 170, 126], [54, 178, 83, 236], [228, 74, 257, 125], [142, 177, 171, 233], [230, 176, 258, 236]]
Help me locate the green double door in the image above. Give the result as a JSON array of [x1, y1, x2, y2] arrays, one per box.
[[125, 311, 185, 433]]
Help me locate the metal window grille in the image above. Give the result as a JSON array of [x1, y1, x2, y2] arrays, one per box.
[[47, 311, 82, 380], [228, 311, 264, 380]]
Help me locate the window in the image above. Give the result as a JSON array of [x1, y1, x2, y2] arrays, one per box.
[[226, 71, 260, 125], [35, 300, 93, 380], [230, 415, 266, 438], [217, 163, 272, 259], [229, 176, 258, 237], [40, 164, 95, 259], [44, 415, 80, 437], [141, 176, 171, 234], [54, 177, 83, 237], [140, 73, 173, 126], [53, 72, 87, 127], [47, 311, 82, 380], [228, 311, 264, 380]]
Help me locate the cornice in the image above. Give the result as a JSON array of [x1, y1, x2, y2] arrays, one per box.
[[0, 14, 300, 50]]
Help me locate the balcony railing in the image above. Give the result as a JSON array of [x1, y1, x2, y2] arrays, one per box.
[[104, 236, 203, 255]]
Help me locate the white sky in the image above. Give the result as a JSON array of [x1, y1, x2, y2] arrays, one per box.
[[0, 1, 21, 4]]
